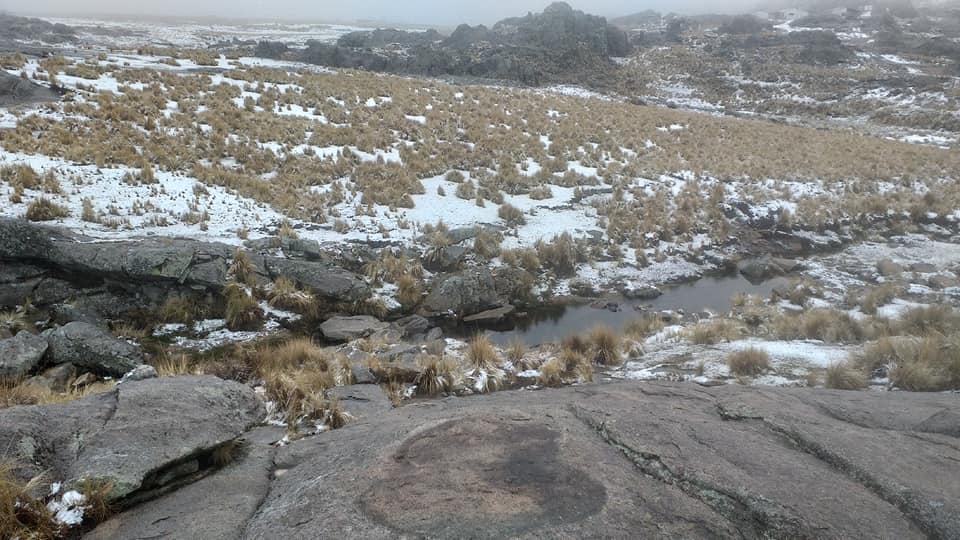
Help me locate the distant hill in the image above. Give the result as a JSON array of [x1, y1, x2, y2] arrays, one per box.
[[0, 13, 77, 47]]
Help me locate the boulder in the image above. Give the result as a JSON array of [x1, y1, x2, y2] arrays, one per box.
[[0, 331, 48, 379], [121, 364, 158, 383], [395, 314, 431, 337], [739, 258, 785, 282], [877, 258, 904, 277], [264, 258, 370, 302], [423, 245, 467, 272], [242, 383, 959, 539], [24, 363, 76, 392], [928, 274, 959, 290], [85, 427, 283, 540], [0, 375, 265, 502], [422, 269, 499, 317], [326, 385, 393, 421], [622, 284, 662, 300], [463, 305, 515, 323], [320, 316, 389, 342], [45, 322, 144, 377]]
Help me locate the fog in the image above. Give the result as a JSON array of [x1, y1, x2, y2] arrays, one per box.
[[2, 0, 764, 25]]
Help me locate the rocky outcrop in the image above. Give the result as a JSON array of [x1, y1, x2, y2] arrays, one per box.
[[319, 315, 390, 342], [0, 218, 370, 313], [230, 382, 958, 539], [44, 322, 144, 377], [422, 268, 500, 317], [0, 375, 265, 503], [287, 2, 628, 86], [0, 331, 48, 379], [0, 72, 60, 106]]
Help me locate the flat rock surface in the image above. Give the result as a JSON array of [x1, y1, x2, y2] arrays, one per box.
[[0, 375, 265, 501], [238, 382, 959, 539], [320, 315, 389, 341]]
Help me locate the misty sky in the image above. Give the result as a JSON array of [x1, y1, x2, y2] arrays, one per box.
[[2, 0, 761, 25]]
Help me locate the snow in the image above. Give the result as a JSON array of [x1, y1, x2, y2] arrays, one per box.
[[47, 490, 86, 526], [722, 339, 851, 368]]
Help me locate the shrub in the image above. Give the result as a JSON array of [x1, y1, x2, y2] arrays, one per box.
[[773, 309, 865, 343], [888, 334, 960, 391], [726, 348, 770, 376], [498, 202, 526, 227], [157, 294, 207, 324], [455, 180, 476, 200], [528, 185, 553, 200], [825, 362, 868, 390], [25, 197, 69, 221], [472, 228, 502, 259], [860, 283, 901, 315]]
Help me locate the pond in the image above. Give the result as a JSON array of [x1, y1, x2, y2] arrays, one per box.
[[449, 273, 790, 346]]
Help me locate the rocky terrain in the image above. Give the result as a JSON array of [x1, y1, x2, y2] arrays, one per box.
[[0, 72, 59, 106], [1, 377, 958, 538], [258, 2, 630, 86]]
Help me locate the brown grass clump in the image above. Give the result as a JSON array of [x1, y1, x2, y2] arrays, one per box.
[[497, 202, 526, 227], [886, 334, 960, 392], [150, 351, 199, 377], [623, 316, 665, 339], [536, 233, 579, 277], [684, 319, 743, 345], [223, 282, 264, 331], [505, 339, 528, 367], [396, 274, 422, 309], [0, 463, 58, 539], [466, 334, 499, 371], [824, 362, 868, 390], [589, 325, 621, 366], [229, 249, 257, 286], [895, 305, 960, 336], [538, 357, 564, 387], [24, 197, 69, 221], [726, 348, 770, 376], [773, 309, 865, 343], [414, 355, 460, 396], [267, 276, 317, 316], [75, 477, 114, 524], [859, 283, 901, 315]]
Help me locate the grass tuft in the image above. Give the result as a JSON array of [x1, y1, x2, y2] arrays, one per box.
[[726, 348, 770, 376]]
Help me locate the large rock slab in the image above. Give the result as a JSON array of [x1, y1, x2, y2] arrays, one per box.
[[0, 331, 48, 378], [422, 268, 500, 317], [0, 375, 265, 502], [85, 427, 283, 540], [241, 383, 958, 539], [44, 322, 144, 377], [320, 315, 389, 342]]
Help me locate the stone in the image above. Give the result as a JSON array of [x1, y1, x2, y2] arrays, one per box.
[[877, 258, 904, 277], [462, 305, 515, 323], [25, 363, 75, 392], [263, 258, 370, 302], [423, 245, 468, 272], [241, 382, 959, 539], [0, 331, 48, 379], [425, 327, 443, 341], [739, 258, 785, 282], [320, 316, 390, 342], [928, 274, 958, 290], [422, 269, 499, 317], [395, 314, 430, 337], [45, 322, 144, 377], [0, 375, 265, 502], [908, 263, 937, 274], [348, 361, 378, 385], [121, 364, 158, 382], [327, 385, 393, 421], [85, 427, 283, 540], [622, 285, 662, 300]]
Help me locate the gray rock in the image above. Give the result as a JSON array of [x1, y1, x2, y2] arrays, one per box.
[[425, 327, 444, 341], [395, 314, 430, 337], [463, 304, 515, 323], [424, 245, 467, 272], [623, 285, 662, 300], [0, 375, 265, 502], [327, 385, 393, 421], [85, 427, 283, 540], [49, 303, 107, 328], [928, 274, 958, 290], [45, 322, 144, 377], [121, 364, 158, 383], [422, 268, 499, 317], [877, 258, 904, 277], [24, 363, 75, 392], [0, 331, 48, 379], [739, 258, 785, 282], [348, 361, 378, 384], [241, 382, 958, 539], [264, 258, 370, 302], [908, 263, 937, 274], [320, 316, 389, 342]]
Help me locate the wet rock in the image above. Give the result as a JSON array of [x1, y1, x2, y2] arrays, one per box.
[[320, 316, 390, 342], [242, 383, 958, 539], [0, 331, 48, 379], [462, 305, 515, 322], [0, 375, 265, 502], [739, 258, 785, 282], [622, 285, 662, 300], [327, 385, 393, 421], [85, 426, 283, 540], [45, 322, 144, 377], [877, 258, 904, 277]]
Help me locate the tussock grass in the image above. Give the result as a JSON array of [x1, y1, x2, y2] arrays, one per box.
[[24, 197, 69, 221], [229, 249, 257, 287], [414, 355, 459, 396], [589, 325, 621, 366], [623, 316, 665, 339], [772, 309, 866, 344], [156, 294, 208, 324], [0, 463, 58, 540], [267, 276, 317, 316], [825, 362, 868, 390], [684, 319, 743, 345], [726, 348, 770, 376], [859, 283, 901, 316], [466, 335, 499, 371], [223, 282, 264, 331]]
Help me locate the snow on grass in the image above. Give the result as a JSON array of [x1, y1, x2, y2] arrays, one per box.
[[721, 339, 852, 369]]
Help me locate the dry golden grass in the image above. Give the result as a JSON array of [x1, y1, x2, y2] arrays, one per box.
[[622, 316, 665, 339], [588, 325, 621, 366], [75, 477, 114, 524], [223, 282, 264, 331], [824, 362, 868, 391], [150, 351, 200, 377], [414, 355, 459, 396], [726, 348, 770, 376], [684, 319, 743, 345], [466, 335, 500, 371], [859, 283, 901, 316], [24, 197, 69, 221], [0, 462, 58, 540], [229, 249, 257, 287], [772, 309, 866, 344], [156, 294, 208, 324], [267, 276, 317, 316], [885, 334, 960, 392]]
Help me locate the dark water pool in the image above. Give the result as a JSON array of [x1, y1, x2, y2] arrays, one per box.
[[449, 273, 789, 346]]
